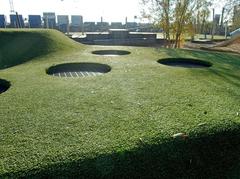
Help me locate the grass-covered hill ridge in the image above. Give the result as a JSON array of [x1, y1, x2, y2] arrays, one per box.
[[0, 30, 240, 178], [209, 34, 240, 54], [0, 29, 80, 69]]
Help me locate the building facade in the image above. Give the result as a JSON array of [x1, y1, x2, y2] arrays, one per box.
[[110, 22, 123, 29], [43, 12, 56, 29], [57, 15, 69, 32], [0, 15, 6, 28], [96, 22, 109, 31], [214, 14, 221, 26], [10, 14, 24, 28], [125, 22, 138, 31], [70, 15, 83, 32], [83, 22, 96, 32], [71, 15, 83, 26], [28, 15, 42, 28]]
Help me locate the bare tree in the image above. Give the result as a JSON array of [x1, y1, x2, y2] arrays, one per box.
[[141, 0, 212, 48], [218, 0, 240, 23], [141, 0, 172, 46]]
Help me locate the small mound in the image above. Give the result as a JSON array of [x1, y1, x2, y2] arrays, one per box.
[[92, 50, 131, 56], [208, 35, 240, 53], [0, 29, 80, 69], [0, 79, 10, 94], [216, 35, 240, 47], [47, 63, 111, 77], [158, 58, 212, 68]]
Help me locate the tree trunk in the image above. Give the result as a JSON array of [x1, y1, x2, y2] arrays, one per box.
[[211, 8, 215, 40]]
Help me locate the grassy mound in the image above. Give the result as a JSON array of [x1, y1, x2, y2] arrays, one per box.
[[216, 34, 240, 47], [204, 35, 240, 54], [0, 33, 240, 178], [0, 29, 80, 69]]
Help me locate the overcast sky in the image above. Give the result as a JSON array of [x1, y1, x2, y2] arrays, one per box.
[[0, 0, 224, 23], [0, 0, 141, 22]]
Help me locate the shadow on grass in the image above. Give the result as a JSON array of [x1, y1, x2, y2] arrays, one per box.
[[4, 125, 240, 178], [160, 48, 240, 88], [187, 50, 240, 89], [159, 48, 240, 67], [0, 30, 75, 70], [0, 32, 51, 69], [0, 78, 10, 93], [209, 68, 240, 88]]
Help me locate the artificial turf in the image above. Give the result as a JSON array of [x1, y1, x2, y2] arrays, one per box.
[[0, 29, 240, 178]]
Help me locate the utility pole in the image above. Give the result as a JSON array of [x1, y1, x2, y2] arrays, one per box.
[[125, 17, 128, 29], [101, 16, 103, 32]]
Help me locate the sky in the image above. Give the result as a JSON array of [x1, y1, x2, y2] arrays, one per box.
[[0, 0, 225, 23], [0, 0, 141, 23]]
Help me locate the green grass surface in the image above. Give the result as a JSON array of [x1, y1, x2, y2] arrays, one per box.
[[0, 29, 79, 69], [0, 29, 240, 178]]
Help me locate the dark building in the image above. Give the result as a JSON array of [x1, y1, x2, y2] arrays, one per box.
[[84, 22, 96, 32], [76, 29, 157, 46], [28, 15, 42, 28], [57, 15, 69, 33], [43, 12, 56, 29], [214, 14, 221, 25], [110, 22, 123, 29], [0, 15, 6, 28], [70, 15, 83, 32], [214, 14, 223, 35], [71, 15, 83, 26], [10, 14, 24, 28], [125, 22, 137, 31], [138, 23, 154, 32], [109, 29, 129, 39], [96, 22, 109, 31]]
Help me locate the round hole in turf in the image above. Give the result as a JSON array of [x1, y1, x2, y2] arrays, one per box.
[[158, 58, 212, 68], [46, 63, 111, 78], [92, 50, 131, 56], [0, 79, 10, 94]]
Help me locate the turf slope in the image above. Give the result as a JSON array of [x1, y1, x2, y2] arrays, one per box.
[[0, 29, 240, 178], [0, 29, 79, 69]]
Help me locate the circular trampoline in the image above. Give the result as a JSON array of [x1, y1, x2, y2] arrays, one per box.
[[158, 58, 212, 68], [0, 79, 10, 94], [92, 50, 131, 56], [47, 63, 111, 78]]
